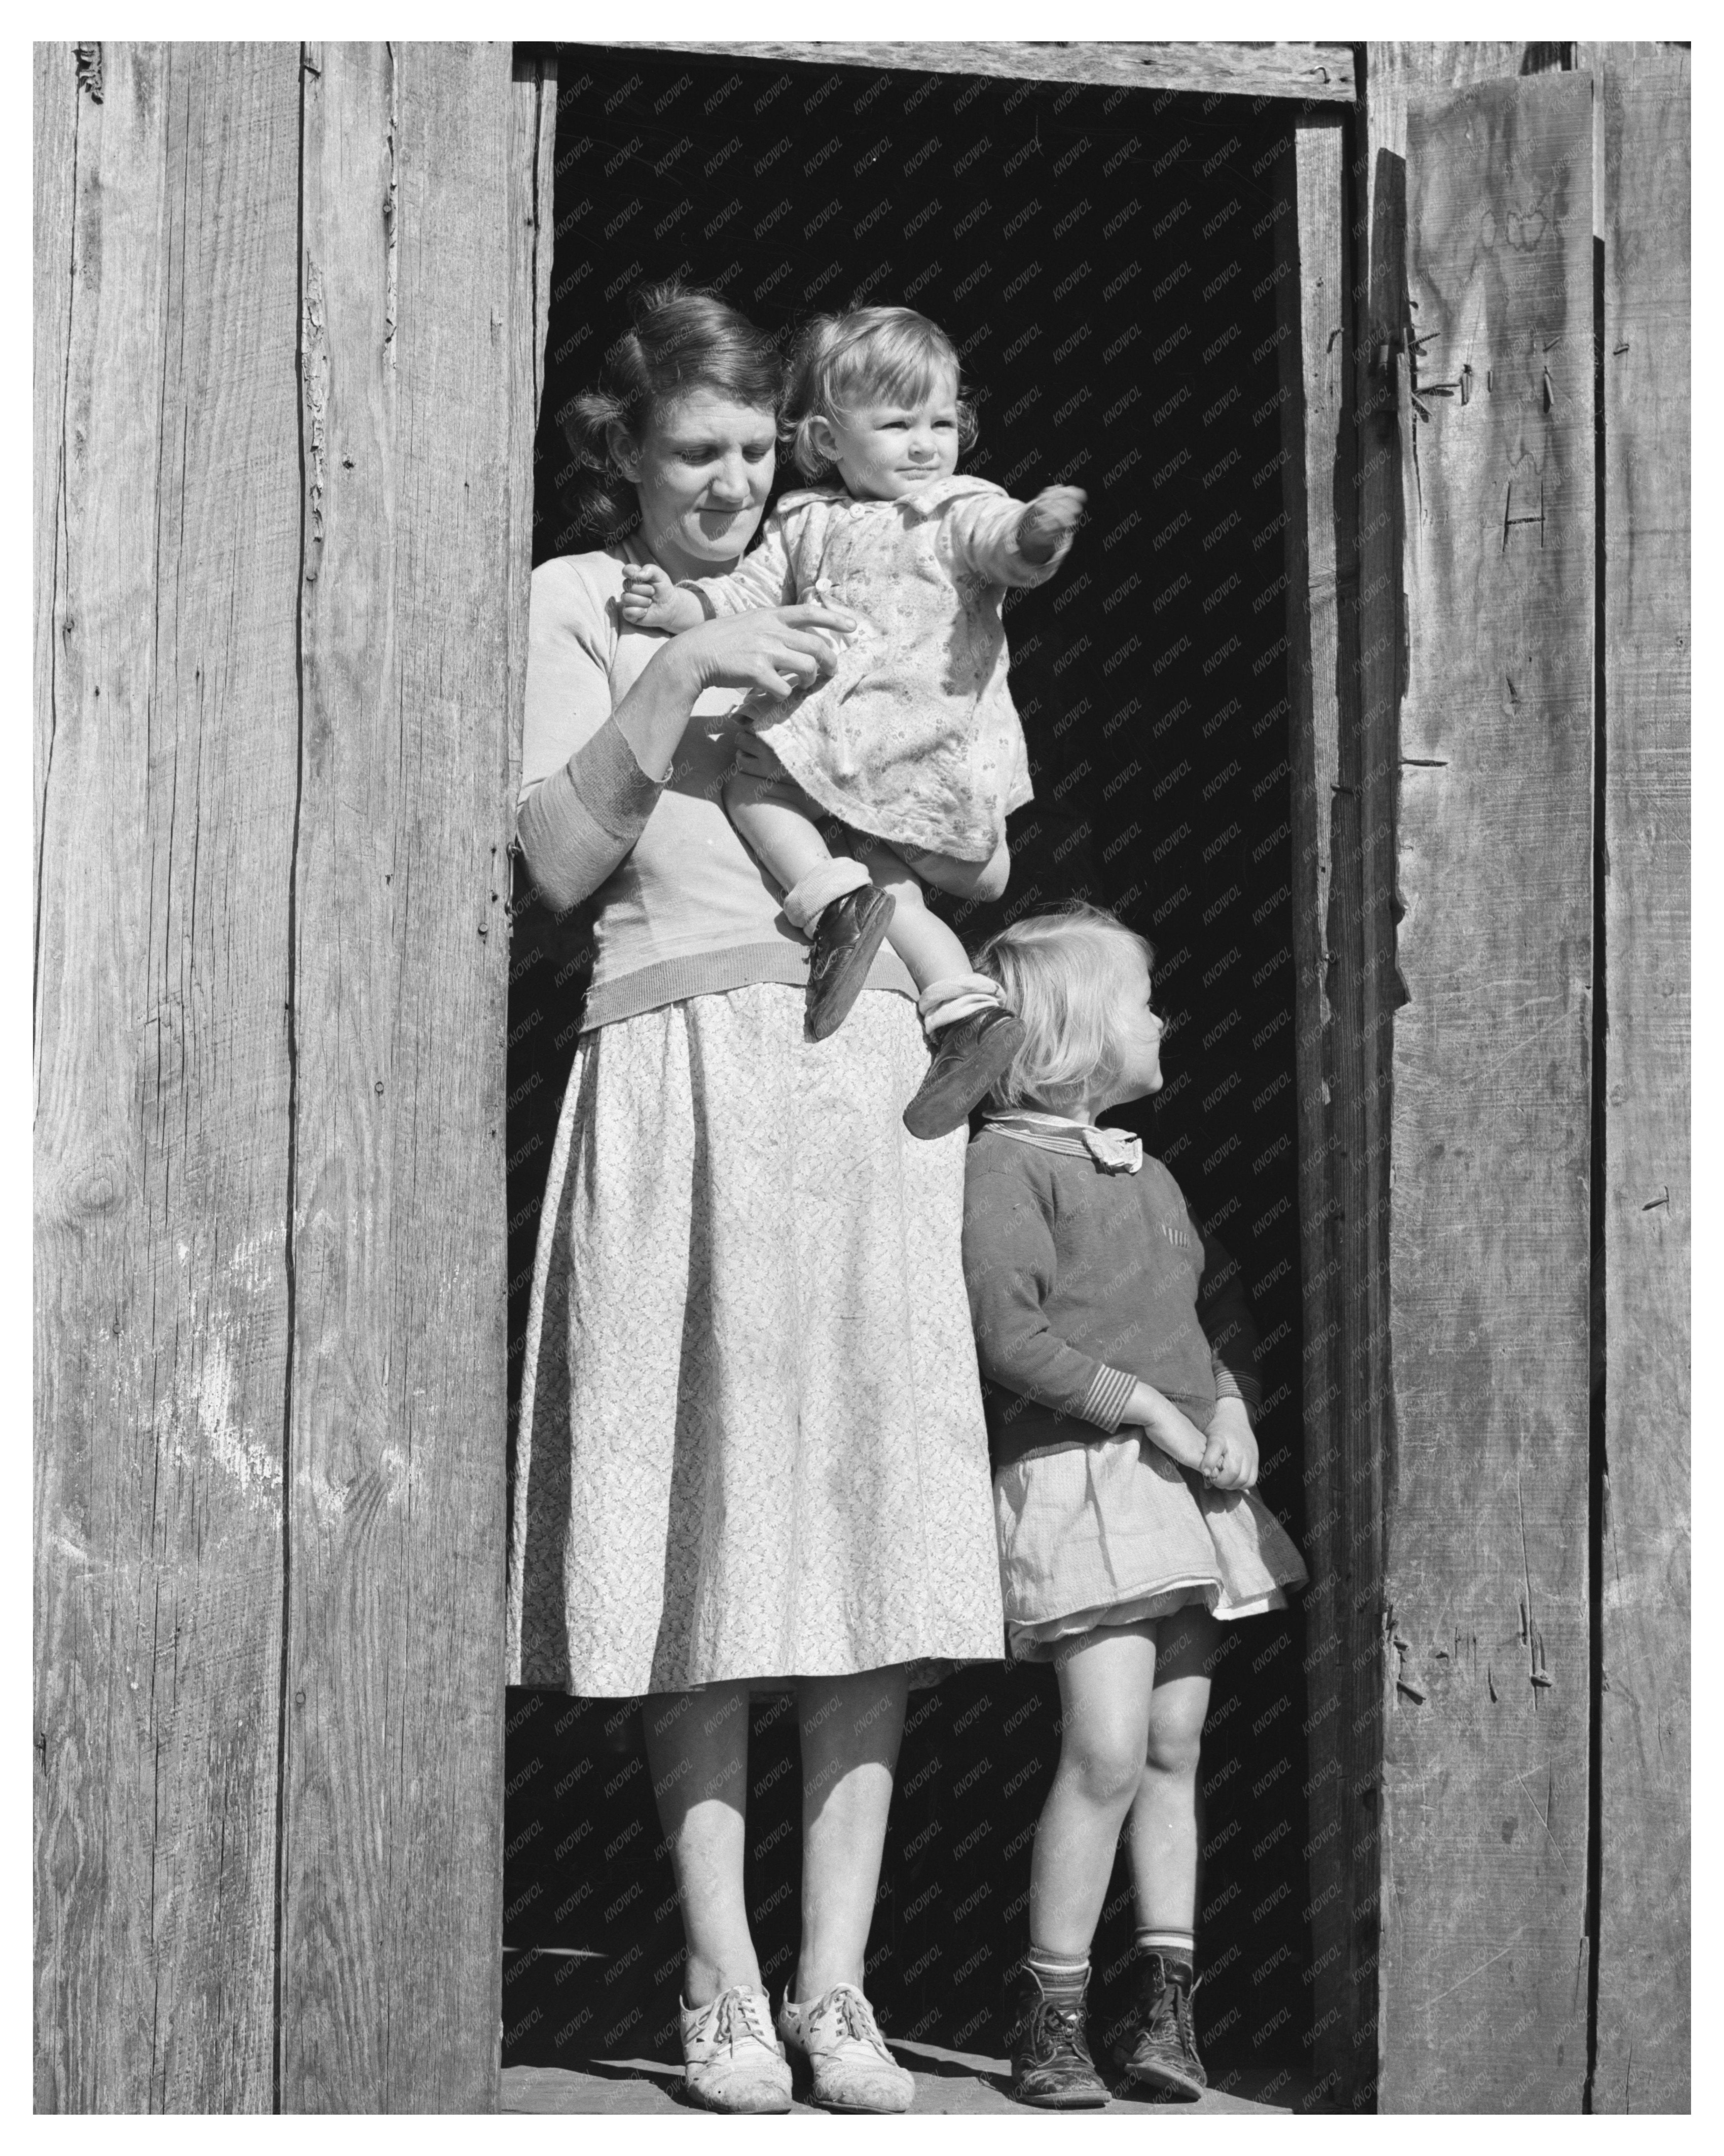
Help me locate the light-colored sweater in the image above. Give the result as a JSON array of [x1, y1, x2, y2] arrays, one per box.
[[517, 542, 916, 1032], [684, 476, 1070, 863]]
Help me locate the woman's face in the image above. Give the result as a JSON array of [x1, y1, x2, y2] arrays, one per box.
[[613, 388, 777, 581]]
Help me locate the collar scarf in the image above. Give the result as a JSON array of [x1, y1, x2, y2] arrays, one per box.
[[981, 1108, 1144, 1175]]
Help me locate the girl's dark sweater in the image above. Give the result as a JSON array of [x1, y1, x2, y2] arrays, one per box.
[[961, 1129, 1261, 1473]]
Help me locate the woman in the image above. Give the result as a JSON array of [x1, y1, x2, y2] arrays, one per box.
[[506, 285, 1005, 2115]]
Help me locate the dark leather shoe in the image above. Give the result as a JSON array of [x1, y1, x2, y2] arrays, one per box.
[[1006, 1965, 1110, 2110], [902, 1005, 1025, 1139], [1111, 1954, 1205, 2098], [804, 885, 897, 1041]]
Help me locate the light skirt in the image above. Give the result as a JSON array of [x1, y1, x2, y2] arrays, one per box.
[[506, 983, 1006, 1696], [995, 1434, 1309, 1662]]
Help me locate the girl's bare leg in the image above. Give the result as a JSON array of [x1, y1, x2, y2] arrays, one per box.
[[1126, 1603, 1219, 1930], [643, 1683, 758, 2007], [792, 1664, 909, 1999], [1028, 1623, 1159, 1957]]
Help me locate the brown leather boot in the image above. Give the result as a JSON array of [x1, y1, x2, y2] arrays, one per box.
[[804, 884, 897, 1041], [902, 1004, 1025, 1139]]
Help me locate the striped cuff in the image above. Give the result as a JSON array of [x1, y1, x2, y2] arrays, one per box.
[[1080, 1365, 1139, 1434], [1211, 1367, 1262, 1427]]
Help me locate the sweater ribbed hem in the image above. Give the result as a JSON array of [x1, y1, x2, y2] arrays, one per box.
[[581, 940, 917, 1033]]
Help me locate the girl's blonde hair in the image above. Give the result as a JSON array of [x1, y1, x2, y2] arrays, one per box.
[[783, 306, 979, 481], [973, 902, 1154, 1117]]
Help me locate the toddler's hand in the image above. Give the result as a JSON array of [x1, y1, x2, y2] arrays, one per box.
[[1026, 485, 1087, 535], [621, 563, 705, 633], [1016, 486, 1087, 566]]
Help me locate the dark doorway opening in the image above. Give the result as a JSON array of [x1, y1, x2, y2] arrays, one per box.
[[504, 42, 1319, 2101]]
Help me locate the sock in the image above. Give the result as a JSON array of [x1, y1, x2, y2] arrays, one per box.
[[917, 973, 1004, 1038], [1025, 1945, 1089, 2008], [1136, 1927, 1195, 1978], [780, 856, 872, 932]]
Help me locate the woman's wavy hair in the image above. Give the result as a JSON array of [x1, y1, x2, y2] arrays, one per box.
[[972, 902, 1155, 1118], [782, 306, 979, 483], [556, 282, 785, 542]]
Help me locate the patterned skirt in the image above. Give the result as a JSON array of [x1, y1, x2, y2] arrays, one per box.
[[506, 982, 1006, 1696], [994, 1435, 1309, 1662]]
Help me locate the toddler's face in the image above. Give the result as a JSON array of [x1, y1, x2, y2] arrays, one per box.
[[812, 378, 961, 500]]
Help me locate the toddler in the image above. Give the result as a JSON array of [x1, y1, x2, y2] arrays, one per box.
[[622, 305, 1085, 1138], [960, 903, 1308, 2107]]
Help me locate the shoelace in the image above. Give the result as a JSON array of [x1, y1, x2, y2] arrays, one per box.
[[824, 1986, 890, 2058], [1147, 1971, 1202, 2052], [1031, 1998, 1097, 2065], [711, 1990, 772, 2055]]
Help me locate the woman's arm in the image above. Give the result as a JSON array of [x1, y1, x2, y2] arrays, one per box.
[[517, 580, 855, 916]]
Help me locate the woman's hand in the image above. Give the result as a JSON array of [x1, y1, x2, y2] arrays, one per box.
[[1199, 1396, 1259, 1491], [663, 602, 857, 704], [621, 563, 706, 633], [1125, 1380, 1212, 1473]]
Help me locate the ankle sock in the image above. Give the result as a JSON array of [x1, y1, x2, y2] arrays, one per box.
[[1135, 1927, 1195, 1977], [1025, 1945, 1090, 2007], [917, 973, 1004, 1037]]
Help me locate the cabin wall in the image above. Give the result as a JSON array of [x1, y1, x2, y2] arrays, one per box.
[[1354, 40, 1690, 2115], [32, 39, 551, 2112]]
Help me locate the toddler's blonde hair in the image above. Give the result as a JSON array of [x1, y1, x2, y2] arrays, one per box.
[[784, 306, 979, 481], [973, 902, 1154, 1118]]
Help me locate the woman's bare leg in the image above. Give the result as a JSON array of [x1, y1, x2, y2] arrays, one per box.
[[1029, 1623, 1159, 1956], [1126, 1604, 1218, 1930], [643, 1683, 758, 2006], [792, 1664, 910, 1999]]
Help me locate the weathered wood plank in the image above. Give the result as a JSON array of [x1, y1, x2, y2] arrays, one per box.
[[1379, 71, 1596, 2112], [1273, 110, 1369, 2110], [34, 40, 301, 2112], [279, 39, 515, 2112], [1584, 39, 1690, 2116], [600, 39, 1356, 103], [510, 49, 557, 823]]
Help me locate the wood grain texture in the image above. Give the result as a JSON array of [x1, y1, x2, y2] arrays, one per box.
[[602, 39, 1356, 103], [1379, 70, 1596, 2112], [1584, 39, 1690, 2116], [33, 42, 301, 2112], [1274, 111, 1372, 2110], [278, 40, 514, 2113]]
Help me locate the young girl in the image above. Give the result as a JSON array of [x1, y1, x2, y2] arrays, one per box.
[[620, 305, 1086, 1138], [960, 903, 1308, 2108]]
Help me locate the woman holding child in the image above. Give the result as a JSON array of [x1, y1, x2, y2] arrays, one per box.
[[508, 278, 1304, 2115], [506, 282, 1069, 2114]]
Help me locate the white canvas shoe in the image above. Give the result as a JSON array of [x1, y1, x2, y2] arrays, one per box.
[[776, 1983, 915, 2113], [679, 1986, 793, 2114]]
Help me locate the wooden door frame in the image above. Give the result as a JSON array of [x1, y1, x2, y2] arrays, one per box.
[[530, 38, 1388, 2108]]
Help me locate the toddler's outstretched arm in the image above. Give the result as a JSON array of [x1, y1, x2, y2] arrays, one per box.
[[945, 483, 1086, 585]]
